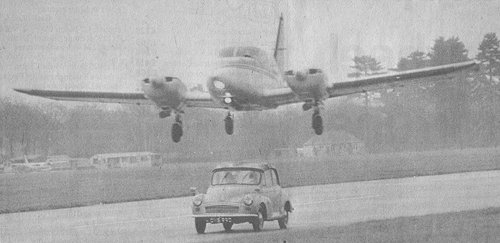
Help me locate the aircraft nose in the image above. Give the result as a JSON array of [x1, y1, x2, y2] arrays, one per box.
[[212, 79, 226, 90], [296, 71, 306, 81], [150, 78, 164, 88], [207, 71, 232, 94]]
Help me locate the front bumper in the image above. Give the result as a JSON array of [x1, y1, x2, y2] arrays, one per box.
[[192, 213, 258, 224]]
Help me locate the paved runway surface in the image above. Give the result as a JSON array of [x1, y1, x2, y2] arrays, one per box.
[[1, 170, 500, 242]]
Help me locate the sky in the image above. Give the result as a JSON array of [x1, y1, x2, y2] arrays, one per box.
[[1, 0, 499, 101]]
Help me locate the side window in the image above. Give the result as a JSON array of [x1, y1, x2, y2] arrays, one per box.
[[264, 170, 273, 186], [271, 169, 280, 186]]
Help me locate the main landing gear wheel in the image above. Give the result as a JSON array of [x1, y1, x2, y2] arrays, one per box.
[[171, 114, 183, 143], [312, 110, 323, 135], [224, 112, 234, 135], [195, 218, 206, 234]]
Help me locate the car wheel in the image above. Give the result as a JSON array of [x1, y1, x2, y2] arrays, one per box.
[[252, 206, 265, 232], [195, 218, 206, 234], [223, 222, 233, 232], [278, 211, 288, 229]]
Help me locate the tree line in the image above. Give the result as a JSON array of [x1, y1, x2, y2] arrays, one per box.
[[349, 33, 499, 152]]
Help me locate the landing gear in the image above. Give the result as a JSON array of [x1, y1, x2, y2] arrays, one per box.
[[224, 112, 234, 135], [312, 107, 323, 135], [171, 114, 183, 143], [302, 103, 313, 111]]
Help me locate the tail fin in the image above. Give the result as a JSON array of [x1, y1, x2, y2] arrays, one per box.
[[273, 14, 286, 71]]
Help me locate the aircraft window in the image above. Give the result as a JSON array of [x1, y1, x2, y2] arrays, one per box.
[[309, 69, 321, 74], [219, 47, 235, 58], [236, 47, 260, 59]]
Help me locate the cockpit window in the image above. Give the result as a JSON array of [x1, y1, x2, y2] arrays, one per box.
[[219, 47, 236, 58], [236, 47, 260, 59], [308, 69, 322, 74], [218, 46, 278, 73]]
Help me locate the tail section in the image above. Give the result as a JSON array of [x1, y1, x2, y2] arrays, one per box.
[[273, 14, 286, 71]]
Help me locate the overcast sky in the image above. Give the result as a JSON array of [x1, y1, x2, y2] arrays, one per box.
[[1, 0, 499, 100]]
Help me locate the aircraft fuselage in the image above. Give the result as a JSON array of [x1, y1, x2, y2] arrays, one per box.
[[207, 50, 286, 110]]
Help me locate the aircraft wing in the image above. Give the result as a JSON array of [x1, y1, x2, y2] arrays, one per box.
[[13, 88, 225, 108], [13, 89, 153, 105], [327, 61, 478, 98], [183, 91, 226, 109]]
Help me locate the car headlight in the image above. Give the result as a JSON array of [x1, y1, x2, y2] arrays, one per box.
[[193, 195, 203, 206], [243, 195, 253, 206]]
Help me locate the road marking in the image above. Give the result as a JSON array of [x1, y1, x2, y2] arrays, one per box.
[[72, 214, 192, 229], [295, 195, 381, 207]]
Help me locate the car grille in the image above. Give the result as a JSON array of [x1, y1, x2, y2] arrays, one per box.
[[205, 205, 239, 214]]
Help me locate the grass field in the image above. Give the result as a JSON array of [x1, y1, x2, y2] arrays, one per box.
[[0, 147, 499, 214], [213, 207, 500, 242]]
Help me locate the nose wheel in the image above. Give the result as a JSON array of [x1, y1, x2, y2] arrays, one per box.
[[159, 110, 171, 119], [312, 108, 323, 135], [224, 112, 234, 135], [171, 114, 183, 143]]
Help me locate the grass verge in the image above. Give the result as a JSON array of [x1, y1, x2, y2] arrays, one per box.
[[212, 207, 500, 243]]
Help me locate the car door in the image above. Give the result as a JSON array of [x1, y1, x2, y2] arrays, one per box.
[[269, 168, 283, 217], [260, 169, 277, 218]]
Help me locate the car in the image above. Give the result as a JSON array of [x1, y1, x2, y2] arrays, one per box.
[[191, 162, 293, 233]]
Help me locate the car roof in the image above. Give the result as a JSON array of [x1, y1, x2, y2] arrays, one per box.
[[213, 162, 273, 172]]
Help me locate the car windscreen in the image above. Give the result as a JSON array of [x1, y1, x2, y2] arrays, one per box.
[[211, 169, 262, 185]]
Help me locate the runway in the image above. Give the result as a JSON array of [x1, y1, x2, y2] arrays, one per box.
[[1, 170, 500, 242]]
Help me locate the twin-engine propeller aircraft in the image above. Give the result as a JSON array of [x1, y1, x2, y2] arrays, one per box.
[[15, 16, 478, 143]]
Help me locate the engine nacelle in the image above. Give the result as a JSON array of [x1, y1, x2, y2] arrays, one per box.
[[141, 76, 187, 110], [284, 68, 329, 101]]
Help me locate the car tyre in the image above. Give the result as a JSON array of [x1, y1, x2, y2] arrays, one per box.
[[223, 222, 233, 232], [278, 211, 288, 229], [252, 206, 265, 232], [195, 218, 206, 234]]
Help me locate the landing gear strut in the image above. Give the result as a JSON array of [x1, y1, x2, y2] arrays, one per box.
[[312, 107, 323, 135], [171, 114, 183, 143], [224, 112, 234, 135]]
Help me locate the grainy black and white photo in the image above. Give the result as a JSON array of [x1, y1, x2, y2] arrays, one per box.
[[1, 0, 499, 242]]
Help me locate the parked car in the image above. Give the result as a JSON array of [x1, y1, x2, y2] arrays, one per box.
[[191, 163, 293, 233], [4, 155, 51, 173]]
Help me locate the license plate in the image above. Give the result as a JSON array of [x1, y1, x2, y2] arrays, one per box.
[[209, 217, 231, 224]]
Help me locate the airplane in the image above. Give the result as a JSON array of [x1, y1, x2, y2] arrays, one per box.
[[14, 15, 478, 143]]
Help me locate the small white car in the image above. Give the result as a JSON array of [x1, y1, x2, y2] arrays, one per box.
[[191, 163, 292, 233]]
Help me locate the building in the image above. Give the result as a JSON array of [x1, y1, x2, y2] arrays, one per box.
[[90, 152, 162, 169], [298, 130, 365, 157]]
